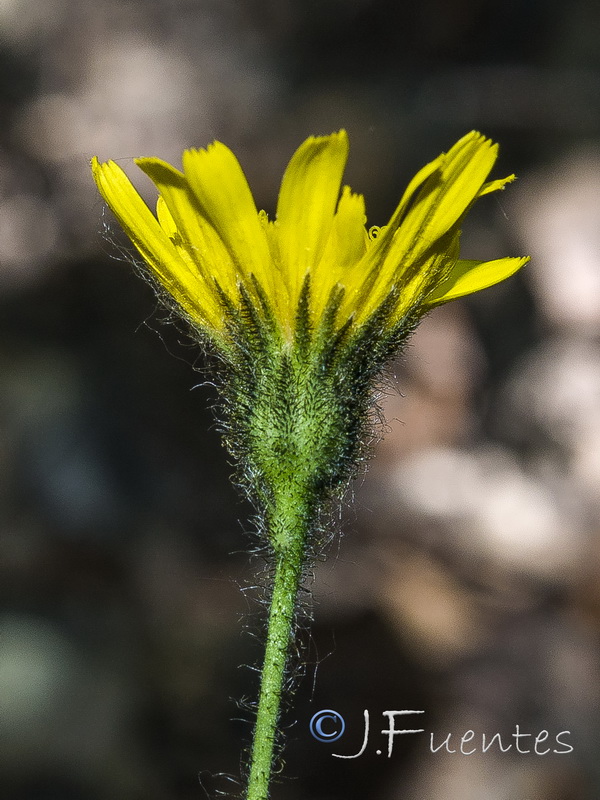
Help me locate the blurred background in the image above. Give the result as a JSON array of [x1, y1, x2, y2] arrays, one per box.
[[1, 1, 600, 799]]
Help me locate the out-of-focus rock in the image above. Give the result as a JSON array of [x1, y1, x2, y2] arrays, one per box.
[[516, 148, 600, 334], [388, 445, 585, 582]]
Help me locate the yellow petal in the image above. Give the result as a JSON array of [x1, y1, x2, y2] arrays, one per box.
[[328, 186, 367, 270], [371, 154, 445, 248], [312, 186, 367, 319], [343, 132, 501, 325], [478, 173, 515, 197], [275, 131, 349, 304], [337, 154, 445, 323], [156, 195, 178, 239], [398, 132, 498, 264], [181, 142, 272, 293], [424, 256, 530, 307], [154, 196, 223, 328], [382, 229, 460, 323], [136, 157, 238, 297], [91, 157, 213, 325]]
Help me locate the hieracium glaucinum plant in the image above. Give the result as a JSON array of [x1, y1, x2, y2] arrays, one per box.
[[92, 130, 528, 800]]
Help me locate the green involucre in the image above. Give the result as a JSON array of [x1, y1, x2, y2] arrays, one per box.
[[216, 279, 418, 555]]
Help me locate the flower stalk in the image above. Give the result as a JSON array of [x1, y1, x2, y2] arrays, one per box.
[[91, 129, 529, 800], [246, 526, 306, 800]]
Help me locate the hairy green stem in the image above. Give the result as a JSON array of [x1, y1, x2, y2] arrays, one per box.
[[246, 503, 308, 800]]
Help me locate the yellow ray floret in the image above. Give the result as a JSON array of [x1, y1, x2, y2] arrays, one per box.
[[91, 131, 528, 343]]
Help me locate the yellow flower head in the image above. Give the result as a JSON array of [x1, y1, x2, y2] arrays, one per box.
[[91, 130, 528, 353]]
